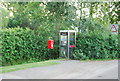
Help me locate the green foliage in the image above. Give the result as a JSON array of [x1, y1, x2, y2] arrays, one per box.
[[76, 16, 110, 35], [46, 2, 68, 16], [109, 2, 120, 23], [1, 2, 119, 65], [6, 2, 47, 29], [73, 33, 118, 60], [1, 27, 59, 66], [2, 2, 119, 30], [0, 4, 10, 28]]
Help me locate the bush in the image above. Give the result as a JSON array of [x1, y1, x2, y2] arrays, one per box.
[[1, 27, 118, 66], [73, 34, 118, 60], [0, 27, 59, 66]]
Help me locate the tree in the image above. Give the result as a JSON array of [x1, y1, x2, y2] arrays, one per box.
[[6, 2, 47, 29], [0, 3, 10, 28], [109, 2, 120, 24], [2, 2, 119, 35]]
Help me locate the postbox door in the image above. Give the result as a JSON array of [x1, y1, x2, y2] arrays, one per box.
[[47, 40, 54, 49]]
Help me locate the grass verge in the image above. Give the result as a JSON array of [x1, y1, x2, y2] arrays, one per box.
[[0, 60, 60, 73]]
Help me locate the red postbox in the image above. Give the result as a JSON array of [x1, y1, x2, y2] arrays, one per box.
[[47, 40, 54, 49]]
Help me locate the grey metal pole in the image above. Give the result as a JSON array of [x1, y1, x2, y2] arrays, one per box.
[[68, 31, 70, 59], [59, 31, 61, 58]]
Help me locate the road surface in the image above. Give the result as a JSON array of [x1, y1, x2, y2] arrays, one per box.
[[0, 60, 118, 79]]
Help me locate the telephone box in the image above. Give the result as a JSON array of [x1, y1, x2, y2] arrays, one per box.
[[59, 30, 76, 59]]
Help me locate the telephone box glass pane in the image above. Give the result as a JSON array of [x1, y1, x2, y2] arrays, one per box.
[[60, 32, 67, 46], [60, 47, 67, 58], [70, 32, 75, 45]]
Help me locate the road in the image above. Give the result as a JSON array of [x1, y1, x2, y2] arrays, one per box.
[[0, 60, 118, 79]]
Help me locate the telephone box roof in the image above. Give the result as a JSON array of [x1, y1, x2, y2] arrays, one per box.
[[60, 30, 76, 32]]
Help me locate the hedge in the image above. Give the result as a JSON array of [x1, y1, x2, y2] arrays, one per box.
[[73, 34, 119, 60], [0, 27, 59, 66], [0, 27, 119, 66]]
